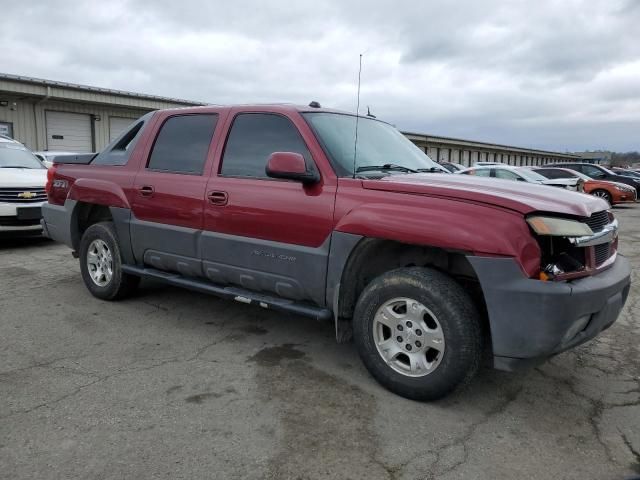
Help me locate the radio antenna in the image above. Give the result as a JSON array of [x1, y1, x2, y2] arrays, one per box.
[[352, 53, 363, 179]]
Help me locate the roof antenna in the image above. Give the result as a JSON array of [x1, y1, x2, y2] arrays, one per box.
[[352, 53, 364, 179], [366, 106, 376, 118]]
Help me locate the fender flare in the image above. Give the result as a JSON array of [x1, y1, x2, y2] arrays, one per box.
[[68, 178, 130, 209]]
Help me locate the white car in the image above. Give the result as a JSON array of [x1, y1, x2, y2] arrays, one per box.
[[457, 165, 583, 191], [0, 137, 48, 234], [473, 161, 504, 167]]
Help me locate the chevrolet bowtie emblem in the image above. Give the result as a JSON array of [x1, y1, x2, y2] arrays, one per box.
[[18, 191, 36, 199]]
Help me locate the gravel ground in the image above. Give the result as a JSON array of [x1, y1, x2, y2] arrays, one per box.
[[1, 206, 639, 480]]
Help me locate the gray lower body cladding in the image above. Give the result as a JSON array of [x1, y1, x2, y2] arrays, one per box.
[[468, 254, 631, 370], [41, 200, 77, 247], [42, 203, 358, 310], [129, 218, 333, 306]]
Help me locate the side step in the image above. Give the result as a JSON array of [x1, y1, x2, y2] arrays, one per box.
[[122, 265, 333, 322]]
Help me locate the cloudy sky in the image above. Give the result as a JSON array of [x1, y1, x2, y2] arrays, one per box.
[[2, 0, 639, 151]]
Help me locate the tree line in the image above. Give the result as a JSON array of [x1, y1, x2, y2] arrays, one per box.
[[611, 151, 640, 167]]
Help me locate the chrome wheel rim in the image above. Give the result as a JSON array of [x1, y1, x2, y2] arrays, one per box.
[[373, 297, 446, 377], [593, 191, 609, 200], [87, 239, 113, 287]]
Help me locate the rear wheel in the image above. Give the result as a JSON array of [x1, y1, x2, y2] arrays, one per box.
[[591, 189, 612, 205], [353, 267, 482, 401], [79, 222, 139, 300]]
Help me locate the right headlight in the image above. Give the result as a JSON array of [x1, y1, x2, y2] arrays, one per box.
[[526, 216, 593, 237]]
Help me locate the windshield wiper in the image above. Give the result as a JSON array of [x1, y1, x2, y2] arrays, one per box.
[[416, 167, 446, 173], [0, 165, 34, 169], [356, 163, 418, 174]]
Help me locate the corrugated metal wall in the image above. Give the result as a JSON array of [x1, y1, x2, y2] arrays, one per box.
[[0, 95, 148, 151]]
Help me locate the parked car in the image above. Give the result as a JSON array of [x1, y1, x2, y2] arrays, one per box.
[[42, 104, 630, 401], [611, 167, 640, 180], [553, 163, 640, 196], [534, 167, 636, 205], [473, 161, 503, 166], [34, 151, 86, 168], [0, 136, 48, 234], [457, 165, 582, 190], [439, 162, 465, 173]]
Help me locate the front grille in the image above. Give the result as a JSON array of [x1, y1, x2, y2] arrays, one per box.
[[0, 187, 47, 203], [594, 243, 611, 266], [584, 211, 609, 233], [0, 216, 41, 227]]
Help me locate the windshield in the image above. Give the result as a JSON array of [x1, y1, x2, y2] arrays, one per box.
[[303, 112, 440, 176], [516, 168, 548, 182], [0, 146, 45, 169]]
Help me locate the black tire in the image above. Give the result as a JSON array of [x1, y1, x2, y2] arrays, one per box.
[[79, 221, 139, 300], [353, 267, 482, 401], [591, 189, 612, 205]]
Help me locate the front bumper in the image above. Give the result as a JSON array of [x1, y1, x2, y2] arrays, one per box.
[[0, 201, 46, 232], [467, 254, 631, 371]]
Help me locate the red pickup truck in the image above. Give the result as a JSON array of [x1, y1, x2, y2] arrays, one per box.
[[42, 104, 631, 400]]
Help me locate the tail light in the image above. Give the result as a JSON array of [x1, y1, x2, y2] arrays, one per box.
[[45, 164, 58, 195]]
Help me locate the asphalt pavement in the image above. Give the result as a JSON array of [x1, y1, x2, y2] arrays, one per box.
[[1, 206, 639, 479]]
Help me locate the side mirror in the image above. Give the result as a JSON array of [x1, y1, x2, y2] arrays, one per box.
[[266, 152, 319, 184]]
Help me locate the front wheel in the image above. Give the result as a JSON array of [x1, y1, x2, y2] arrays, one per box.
[[591, 189, 612, 205], [79, 222, 140, 300], [353, 267, 482, 401]]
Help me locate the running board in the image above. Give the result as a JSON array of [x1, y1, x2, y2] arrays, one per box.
[[121, 265, 333, 322]]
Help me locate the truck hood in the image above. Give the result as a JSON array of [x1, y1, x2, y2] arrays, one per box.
[[363, 173, 607, 217], [0, 168, 47, 188]]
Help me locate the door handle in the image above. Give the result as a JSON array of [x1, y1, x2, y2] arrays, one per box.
[[207, 190, 228, 206], [139, 185, 154, 196]]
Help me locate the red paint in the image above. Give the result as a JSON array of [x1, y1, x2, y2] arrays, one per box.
[[46, 104, 610, 278], [267, 152, 307, 175]]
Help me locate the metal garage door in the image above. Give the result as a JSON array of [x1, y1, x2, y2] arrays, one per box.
[[46, 111, 92, 152], [109, 117, 135, 142]]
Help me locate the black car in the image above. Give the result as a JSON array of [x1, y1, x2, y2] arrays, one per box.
[[554, 163, 640, 194]]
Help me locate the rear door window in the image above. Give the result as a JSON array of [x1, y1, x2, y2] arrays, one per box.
[[582, 165, 606, 179], [147, 114, 218, 174], [494, 169, 519, 180], [220, 113, 312, 178], [537, 169, 568, 179]]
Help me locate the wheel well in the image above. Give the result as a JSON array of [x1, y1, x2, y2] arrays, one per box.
[[337, 239, 489, 340], [71, 203, 113, 250]]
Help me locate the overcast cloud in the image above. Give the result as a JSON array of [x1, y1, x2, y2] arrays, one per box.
[[1, 0, 639, 151]]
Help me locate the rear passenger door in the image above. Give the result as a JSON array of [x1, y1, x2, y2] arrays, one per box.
[[202, 111, 336, 306], [130, 113, 220, 276]]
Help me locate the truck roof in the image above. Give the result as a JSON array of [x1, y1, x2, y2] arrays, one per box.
[[153, 103, 355, 117]]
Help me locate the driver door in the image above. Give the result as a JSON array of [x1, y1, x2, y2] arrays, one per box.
[[201, 111, 337, 305]]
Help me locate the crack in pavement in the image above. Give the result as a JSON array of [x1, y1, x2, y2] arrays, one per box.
[[427, 384, 524, 479], [621, 432, 640, 474]]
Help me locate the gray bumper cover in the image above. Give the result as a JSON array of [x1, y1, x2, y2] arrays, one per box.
[[467, 255, 631, 370], [41, 200, 76, 248]]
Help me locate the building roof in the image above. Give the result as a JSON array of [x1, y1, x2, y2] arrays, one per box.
[[0, 72, 206, 110], [403, 131, 580, 159]]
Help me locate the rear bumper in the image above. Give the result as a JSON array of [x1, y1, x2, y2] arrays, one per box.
[[467, 254, 631, 371], [41, 201, 75, 248]]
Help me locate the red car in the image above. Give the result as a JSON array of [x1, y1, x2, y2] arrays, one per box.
[[41, 104, 630, 401]]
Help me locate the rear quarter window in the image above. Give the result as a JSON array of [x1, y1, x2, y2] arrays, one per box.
[[93, 112, 153, 166]]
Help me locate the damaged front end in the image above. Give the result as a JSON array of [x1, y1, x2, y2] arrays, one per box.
[[528, 210, 618, 281]]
